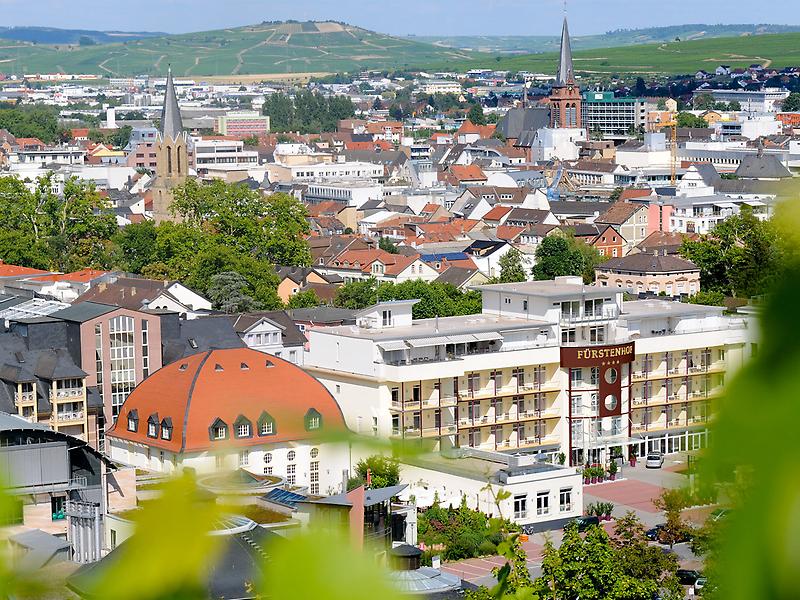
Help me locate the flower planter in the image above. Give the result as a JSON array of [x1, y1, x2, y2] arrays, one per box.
[[584, 477, 590, 485], [609, 474, 616, 481], [591, 476, 597, 484], [604, 513, 611, 521]]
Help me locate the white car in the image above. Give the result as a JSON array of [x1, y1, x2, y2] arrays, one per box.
[[645, 453, 665, 468], [693, 577, 707, 594]]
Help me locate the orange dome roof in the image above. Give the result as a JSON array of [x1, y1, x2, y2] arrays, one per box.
[[108, 348, 347, 453]]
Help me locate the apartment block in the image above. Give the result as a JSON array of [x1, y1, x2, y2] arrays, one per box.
[[304, 278, 753, 467]]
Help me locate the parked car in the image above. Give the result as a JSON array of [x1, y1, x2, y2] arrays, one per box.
[[693, 577, 707, 593], [646, 453, 665, 468], [645, 524, 664, 541], [676, 569, 702, 585], [565, 515, 600, 532]]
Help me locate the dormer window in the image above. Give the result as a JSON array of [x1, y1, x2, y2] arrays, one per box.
[[209, 418, 228, 441], [147, 413, 159, 439], [161, 418, 173, 441], [258, 411, 276, 436], [214, 364, 224, 372], [127, 409, 138, 432], [304, 408, 322, 431], [234, 415, 252, 439]]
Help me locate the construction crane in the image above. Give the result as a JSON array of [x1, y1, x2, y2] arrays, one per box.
[[656, 120, 678, 186]]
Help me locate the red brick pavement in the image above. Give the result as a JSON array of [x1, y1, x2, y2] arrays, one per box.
[[585, 479, 664, 513], [441, 542, 544, 583]]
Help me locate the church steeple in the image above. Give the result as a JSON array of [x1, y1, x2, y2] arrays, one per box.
[[555, 17, 575, 87], [159, 66, 183, 141], [548, 14, 582, 129]]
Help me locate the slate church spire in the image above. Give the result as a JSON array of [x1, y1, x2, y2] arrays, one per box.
[[548, 14, 582, 129], [152, 66, 189, 223]]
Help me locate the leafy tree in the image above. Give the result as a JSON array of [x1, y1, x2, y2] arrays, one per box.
[[680, 209, 783, 297], [0, 230, 50, 269], [496, 247, 527, 283], [378, 237, 398, 254], [113, 221, 157, 274], [262, 90, 355, 134], [687, 290, 726, 306], [467, 103, 486, 126], [261, 192, 312, 266], [349, 455, 400, 490], [676, 112, 708, 128], [206, 271, 258, 313], [728, 100, 742, 111], [653, 489, 692, 548], [532, 236, 585, 281], [609, 186, 624, 201], [693, 93, 717, 110], [286, 289, 322, 309], [0, 104, 68, 143], [334, 278, 379, 309], [782, 92, 800, 112]]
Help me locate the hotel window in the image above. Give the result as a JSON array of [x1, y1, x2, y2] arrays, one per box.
[[571, 395, 582, 416], [382, 310, 392, 327], [513, 494, 528, 520], [147, 415, 158, 438], [561, 300, 580, 319], [536, 491, 550, 515], [305, 409, 322, 431], [571, 420, 583, 442], [212, 422, 227, 440], [590, 393, 598, 413], [237, 423, 251, 438], [263, 466, 273, 475], [141, 320, 150, 378], [559, 488, 573, 512], [238, 450, 250, 467], [392, 414, 400, 435], [589, 367, 599, 386], [127, 410, 138, 432], [287, 450, 296, 462], [286, 464, 296, 485], [562, 328, 576, 344], [570, 368, 583, 386], [589, 326, 605, 344], [161, 422, 172, 440], [611, 417, 622, 435]]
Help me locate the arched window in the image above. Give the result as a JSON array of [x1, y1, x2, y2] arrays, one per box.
[[177, 147, 182, 174], [167, 146, 173, 175]]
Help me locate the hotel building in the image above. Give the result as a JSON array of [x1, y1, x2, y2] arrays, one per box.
[[304, 278, 753, 466]]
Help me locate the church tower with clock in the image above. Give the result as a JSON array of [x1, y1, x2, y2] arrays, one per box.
[[549, 17, 582, 129]]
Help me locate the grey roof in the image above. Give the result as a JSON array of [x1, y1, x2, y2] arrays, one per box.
[[474, 280, 611, 300], [160, 315, 246, 366], [0, 411, 51, 432], [734, 153, 792, 179], [435, 266, 480, 288], [159, 67, 183, 142], [8, 529, 71, 570], [496, 107, 550, 140], [50, 302, 116, 323], [229, 311, 306, 347], [287, 306, 357, 325], [548, 200, 608, 217], [555, 17, 575, 86], [305, 484, 408, 508], [597, 253, 699, 274]]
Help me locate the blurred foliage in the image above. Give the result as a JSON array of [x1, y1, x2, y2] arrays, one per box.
[[348, 455, 401, 490]]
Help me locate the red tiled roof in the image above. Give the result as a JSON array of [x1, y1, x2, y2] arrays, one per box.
[[0, 262, 49, 277], [442, 164, 487, 183], [108, 348, 347, 453], [496, 225, 526, 241], [618, 188, 653, 202], [332, 248, 420, 275], [457, 120, 497, 139], [27, 268, 108, 283], [482, 206, 514, 221]]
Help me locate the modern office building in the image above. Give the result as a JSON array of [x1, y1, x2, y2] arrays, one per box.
[[304, 279, 753, 467], [582, 91, 647, 136], [214, 111, 271, 137], [691, 88, 790, 113]]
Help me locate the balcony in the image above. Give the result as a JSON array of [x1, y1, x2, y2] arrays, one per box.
[[559, 307, 620, 326], [51, 388, 84, 400], [421, 424, 457, 438], [15, 391, 35, 405], [56, 410, 84, 423]]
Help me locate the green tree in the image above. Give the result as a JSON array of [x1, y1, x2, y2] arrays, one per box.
[[0, 230, 50, 269], [113, 221, 157, 273], [349, 455, 400, 489], [693, 93, 717, 110], [679, 209, 783, 297], [532, 236, 585, 281], [653, 489, 692, 548], [676, 112, 708, 128], [335, 278, 379, 309], [378, 237, 399, 254], [782, 92, 800, 112], [496, 247, 527, 283], [728, 100, 742, 111], [467, 103, 486, 126], [287, 289, 322, 309], [206, 271, 258, 313], [262, 192, 312, 266]]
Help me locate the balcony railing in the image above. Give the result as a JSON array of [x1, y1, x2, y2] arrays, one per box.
[[56, 410, 84, 422], [559, 308, 620, 326], [51, 388, 84, 400], [15, 392, 35, 405]]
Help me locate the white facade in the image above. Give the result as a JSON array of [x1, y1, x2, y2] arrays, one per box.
[[238, 317, 305, 366], [304, 279, 754, 467], [110, 439, 349, 496], [530, 128, 587, 162], [305, 180, 384, 208]]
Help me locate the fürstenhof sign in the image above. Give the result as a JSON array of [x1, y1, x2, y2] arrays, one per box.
[[560, 342, 636, 368]]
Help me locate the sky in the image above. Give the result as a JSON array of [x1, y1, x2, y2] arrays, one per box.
[[0, 0, 797, 36]]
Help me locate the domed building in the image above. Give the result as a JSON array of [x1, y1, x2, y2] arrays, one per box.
[[107, 348, 349, 495]]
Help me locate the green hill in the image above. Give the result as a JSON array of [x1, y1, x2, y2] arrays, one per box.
[[415, 24, 800, 54], [454, 32, 800, 76], [0, 21, 799, 79], [0, 21, 477, 78]]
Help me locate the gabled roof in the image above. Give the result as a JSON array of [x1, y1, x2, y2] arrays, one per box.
[[596, 201, 645, 225], [0, 263, 50, 278], [734, 153, 792, 179], [26, 269, 109, 284], [483, 205, 514, 222], [597, 253, 698, 274]]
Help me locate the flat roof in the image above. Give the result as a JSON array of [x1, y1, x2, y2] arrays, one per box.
[[474, 280, 616, 300], [320, 312, 553, 342], [621, 300, 723, 319], [404, 453, 564, 483]]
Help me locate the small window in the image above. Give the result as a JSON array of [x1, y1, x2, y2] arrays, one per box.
[[214, 364, 224, 372], [237, 423, 250, 438], [178, 363, 188, 371], [188, 339, 198, 349], [264, 452, 272, 464], [305, 408, 323, 431], [214, 426, 226, 440], [310, 447, 319, 459], [287, 450, 296, 462], [258, 412, 275, 436], [148, 422, 157, 437], [238, 450, 250, 467], [161, 426, 171, 441], [241, 363, 249, 370], [265, 360, 274, 368]]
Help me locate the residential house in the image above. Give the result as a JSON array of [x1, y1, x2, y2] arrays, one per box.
[[594, 253, 700, 297], [594, 201, 649, 252], [76, 277, 212, 319]]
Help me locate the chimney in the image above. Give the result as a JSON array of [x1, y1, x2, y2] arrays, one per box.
[[99, 282, 107, 292], [131, 286, 136, 297]]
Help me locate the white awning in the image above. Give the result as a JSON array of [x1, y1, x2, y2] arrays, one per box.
[[407, 337, 447, 348], [743, 200, 766, 207], [446, 334, 478, 344], [472, 331, 503, 342], [713, 202, 737, 209], [377, 341, 408, 352]]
